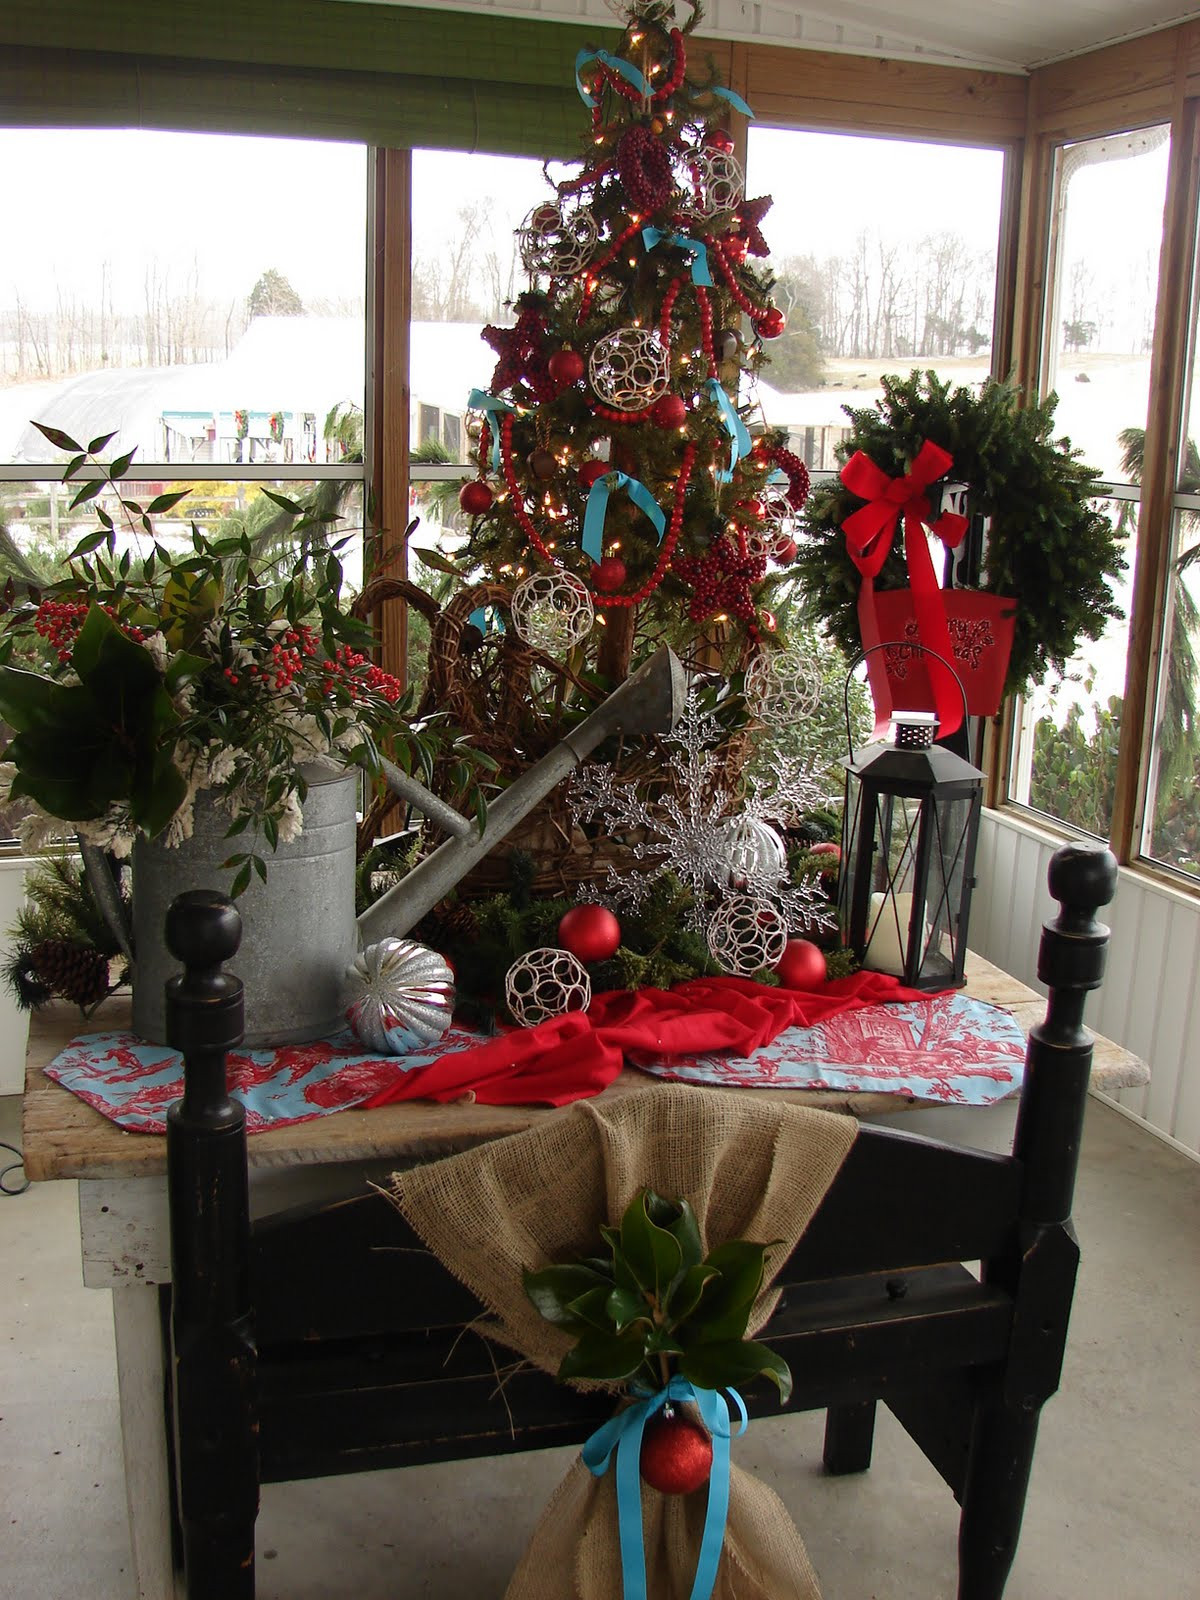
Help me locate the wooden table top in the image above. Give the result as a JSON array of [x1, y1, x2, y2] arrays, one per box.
[[21, 952, 1148, 1184]]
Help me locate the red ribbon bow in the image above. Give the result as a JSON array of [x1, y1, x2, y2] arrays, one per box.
[[840, 439, 970, 738]]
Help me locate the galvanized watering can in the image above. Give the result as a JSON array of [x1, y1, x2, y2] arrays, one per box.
[[83, 647, 687, 1047]]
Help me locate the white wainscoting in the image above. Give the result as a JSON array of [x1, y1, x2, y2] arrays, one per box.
[[975, 809, 1200, 1160], [0, 857, 30, 1096]]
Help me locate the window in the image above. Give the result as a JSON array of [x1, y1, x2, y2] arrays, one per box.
[[745, 128, 1006, 470], [0, 127, 369, 844], [1141, 201, 1200, 876], [1006, 128, 1170, 841]]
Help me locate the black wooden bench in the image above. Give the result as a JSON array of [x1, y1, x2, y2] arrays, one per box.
[[161, 839, 1116, 1600]]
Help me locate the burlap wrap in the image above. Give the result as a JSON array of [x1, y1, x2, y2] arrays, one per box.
[[389, 1085, 858, 1600]]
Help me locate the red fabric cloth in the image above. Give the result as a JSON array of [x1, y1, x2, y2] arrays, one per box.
[[363, 970, 937, 1110]]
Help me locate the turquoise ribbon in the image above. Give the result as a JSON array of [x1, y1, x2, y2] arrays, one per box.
[[582, 1377, 747, 1600], [708, 379, 752, 482], [467, 606, 504, 636], [711, 85, 755, 118], [582, 470, 666, 563], [767, 468, 789, 487], [642, 226, 713, 287], [575, 47, 649, 106], [467, 389, 513, 472]]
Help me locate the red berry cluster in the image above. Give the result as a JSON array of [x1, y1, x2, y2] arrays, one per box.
[[329, 643, 405, 704], [616, 126, 674, 216], [34, 597, 145, 662], [673, 529, 767, 625]]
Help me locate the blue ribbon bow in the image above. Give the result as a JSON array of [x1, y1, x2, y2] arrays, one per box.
[[641, 226, 713, 287], [467, 389, 514, 472], [575, 48, 650, 106], [583, 1377, 748, 1600], [582, 470, 666, 563], [708, 379, 752, 482]]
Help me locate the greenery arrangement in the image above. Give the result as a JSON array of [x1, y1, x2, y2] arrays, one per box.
[[0, 425, 485, 894], [794, 370, 1126, 699], [524, 1187, 791, 1398], [3, 852, 129, 1013]]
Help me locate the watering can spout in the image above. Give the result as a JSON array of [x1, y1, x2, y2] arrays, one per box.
[[357, 645, 687, 948]]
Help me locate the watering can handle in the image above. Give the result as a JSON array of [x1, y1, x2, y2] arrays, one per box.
[[79, 839, 136, 965]]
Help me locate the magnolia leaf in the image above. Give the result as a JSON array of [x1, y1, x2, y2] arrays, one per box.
[[606, 1285, 653, 1334], [688, 1240, 770, 1342], [619, 1190, 683, 1301], [566, 1285, 620, 1334], [665, 1262, 718, 1325], [679, 1337, 793, 1402], [558, 1328, 647, 1385], [524, 1263, 612, 1328]]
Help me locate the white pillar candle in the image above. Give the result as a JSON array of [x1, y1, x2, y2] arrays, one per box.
[[864, 890, 927, 977]]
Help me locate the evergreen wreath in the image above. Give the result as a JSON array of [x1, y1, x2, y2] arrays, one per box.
[[794, 370, 1126, 700]]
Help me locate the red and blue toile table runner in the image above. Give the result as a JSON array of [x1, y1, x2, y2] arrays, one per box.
[[43, 971, 1027, 1135]]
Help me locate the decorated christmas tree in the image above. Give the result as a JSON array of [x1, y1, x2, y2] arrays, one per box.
[[396, 0, 848, 1002], [455, 0, 809, 686]]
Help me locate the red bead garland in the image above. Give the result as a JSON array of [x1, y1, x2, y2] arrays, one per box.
[[659, 274, 685, 350], [497, 415, 696, 612], [694, 283, 718, 377], [710, 239, 779, 336], [652, 29, 687, 103], [590, 400, 658, 424]]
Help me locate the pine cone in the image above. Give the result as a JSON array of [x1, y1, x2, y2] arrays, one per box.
[[29, 940, 111, 1010], [419, 901, 480, 951]]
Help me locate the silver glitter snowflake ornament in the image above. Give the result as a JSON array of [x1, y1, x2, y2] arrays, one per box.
[[568, 687, 834, 937]]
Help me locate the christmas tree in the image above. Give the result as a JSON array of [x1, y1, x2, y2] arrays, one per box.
[[402, 0, 842, 998], [455, 0, 809, 688]]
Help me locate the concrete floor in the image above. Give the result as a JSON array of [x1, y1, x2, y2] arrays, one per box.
[[3, 1092, 1199, 1600]]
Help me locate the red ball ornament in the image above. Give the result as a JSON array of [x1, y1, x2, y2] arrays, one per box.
[[458, 479, 494, 515], [773, 537, 798, 564], [653, 394, 688, 429], [528, 448, 558, 480], [704, 128, 736, 153], [758, 307, 786, 340], [548, 348, 586, 386], [578, 459, 610, 490], [593, 556, 627, 593], [775, 938, 828, 990], [557, 904, 622, 964], [640, 1413, 714, 1495]]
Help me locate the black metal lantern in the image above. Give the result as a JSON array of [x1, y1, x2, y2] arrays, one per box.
[[839, 707, 984, 991]]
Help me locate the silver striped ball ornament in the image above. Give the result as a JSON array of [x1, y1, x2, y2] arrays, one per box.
[[345, 938, 455, 1055]]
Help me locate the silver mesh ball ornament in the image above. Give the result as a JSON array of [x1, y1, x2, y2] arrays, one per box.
[[720, 815, 788, 889], [510, 571, 595, 654], [505, 946, 592, 1027], [344, 938, 455, 1055], [706, 894, 788, 976], [517, 203, 599, 278], [744, 643, 822, 728], [690, 147, 745, 219], [588, 328, 670, 412]]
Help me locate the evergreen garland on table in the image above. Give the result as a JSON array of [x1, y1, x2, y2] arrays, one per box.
[[794, 370, 1126, 700]]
